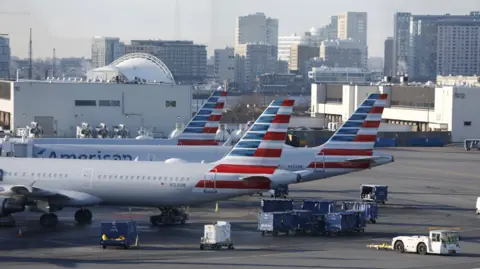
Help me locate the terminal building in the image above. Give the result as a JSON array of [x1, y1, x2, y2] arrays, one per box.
[[310, 81, 480, 142], [0, 53, 192, 138]]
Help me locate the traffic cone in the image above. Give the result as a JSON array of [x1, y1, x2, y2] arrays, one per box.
[[17, 228, 22, 238], [215, 202, 219, 212]]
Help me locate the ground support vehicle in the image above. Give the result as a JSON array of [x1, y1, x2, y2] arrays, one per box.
[[391, 230, 460, 255], [100, 220, 139, 249], [200, 221, 234, 250]]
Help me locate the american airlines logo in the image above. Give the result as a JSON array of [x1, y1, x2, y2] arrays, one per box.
[[36, 149, 133, 160]]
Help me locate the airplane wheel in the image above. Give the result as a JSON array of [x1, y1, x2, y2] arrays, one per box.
[[40, 213, 58, 228], [75, 209, 92, 225]]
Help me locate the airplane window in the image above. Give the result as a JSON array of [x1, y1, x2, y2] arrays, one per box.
[[65, 174, 68, 178], [48, 173, 51, 177], [43, 173, 46, 177], [22, 172, 26, 176], [59, 174, 62, 178], [137, 176, 140, 180], [14, 172, 17, 176], [97, 175, 101, 179], [109, 175, 112, 179], [37, 173, 40, 177], [120, 176, 123, 180], [31, 172, 34, 177], [170, 177, 173, 181], [153, 177, 157, 180], [148, 176, 151, 180], [114, 175, 118, 179], [54, 173, 57, 177], [142, 176, 145, 180], [181, 177, 184, 181], [187, 177, 190, 181]]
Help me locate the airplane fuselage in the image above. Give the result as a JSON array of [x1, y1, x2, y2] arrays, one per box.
[[0, 158, 269, 207]]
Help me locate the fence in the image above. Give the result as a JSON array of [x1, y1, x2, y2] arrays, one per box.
[[287, 130, 452, 147]]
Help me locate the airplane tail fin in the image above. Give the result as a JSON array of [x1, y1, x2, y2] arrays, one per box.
[[177, 88, 227, 145], [212, 99, 295, 174], [310, 93, 388, 169]]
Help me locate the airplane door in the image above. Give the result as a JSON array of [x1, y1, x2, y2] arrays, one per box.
[[81, 168, 93, 189], [203, 170, 217, 193]]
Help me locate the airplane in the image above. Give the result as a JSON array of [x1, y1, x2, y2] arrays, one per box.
[[0, 99, 310, 228], [26, 93, 394, 185], [11, 87, 229, 146]]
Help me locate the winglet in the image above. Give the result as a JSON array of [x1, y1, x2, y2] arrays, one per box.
[[211, 99, 295, 174], [177, 88, 227, 145]]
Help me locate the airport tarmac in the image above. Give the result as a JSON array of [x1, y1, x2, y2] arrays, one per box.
[[0, 147, 479, 269]]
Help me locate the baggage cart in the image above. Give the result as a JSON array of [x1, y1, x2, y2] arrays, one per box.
[[100, 220, 139, 249], [260, 198, 294, 213], [291, 210, 317, 235], [301, 200, 336, 214], [200, 221, 234, 250], [258, 211, 294, 236], [342, 201, 379, 224], [360, 184, 388, 204], [324, 212, 363, 235]]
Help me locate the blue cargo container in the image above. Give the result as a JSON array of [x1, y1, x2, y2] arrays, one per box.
[[291, 210, 316, 233], [324, 212, 361, 235], [261, 198, 294, 213], [375, 137, 397, 147], [407, 137, 445, 147], [301, 200, 335, 214], [258, 212, 294, 236], [100, 220, 139, 249], [342, 201, 379, 224], [360, 184, 388, 204]]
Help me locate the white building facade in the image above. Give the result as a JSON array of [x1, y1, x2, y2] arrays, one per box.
[[310, 83, 480, 142], [308, 67, 372, 84], [235, 12, 278, 47], [91, 36, 125, 69], [214, 47, 235, 83]]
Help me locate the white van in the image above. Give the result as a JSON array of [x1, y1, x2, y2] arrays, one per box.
[[476, 197, 480, 215]]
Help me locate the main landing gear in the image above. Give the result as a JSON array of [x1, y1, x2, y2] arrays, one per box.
[[150, 207, 189, 227], [38, 208, 92, 228]]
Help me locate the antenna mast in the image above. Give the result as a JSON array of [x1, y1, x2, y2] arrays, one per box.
[[28, 28, 32, 79]]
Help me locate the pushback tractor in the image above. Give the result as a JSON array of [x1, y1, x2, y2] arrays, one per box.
[[100, 220, 139, 250]]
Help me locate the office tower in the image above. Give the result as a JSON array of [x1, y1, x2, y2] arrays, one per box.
[[337, 12, 368, 46], [328, 16, 339, 39], [126, 40, 207, 83], [0, 34, 10, 79], [278, 34, 315, 63], [409, 13, 479, 81], [214, 47, 235, 83], [320, 39, 366, 69], [235, 12, 278, 47], [91, 36, 125, 69], [234, 44, 277, 91], [289, 44, 319, 75], [437, 18, 480, 77], [384, 37, 394, 76], [393, 12, 412, 76]]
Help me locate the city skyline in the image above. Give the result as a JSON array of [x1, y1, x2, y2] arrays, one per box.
[[0, 0, 478, 59]]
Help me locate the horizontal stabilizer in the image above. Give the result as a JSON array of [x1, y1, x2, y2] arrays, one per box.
[[345, 156, 390, 162]]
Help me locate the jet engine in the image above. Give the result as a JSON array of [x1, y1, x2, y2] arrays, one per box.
[[95, 123, 109, 138], [76, 122, 92, 138], [27, 121, 43, 138], [113, 124, 129, 139], [269, 169, 303, 188], [165, 158, 188, 164], [0, 197, 25, 216]]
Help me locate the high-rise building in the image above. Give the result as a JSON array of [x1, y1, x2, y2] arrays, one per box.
[[214, 47, 235, 83], [91, 36, 125, 69], [289, 44, 319, 75], [393, 12, 412, 76], [328, 16, 339, 39], [384, 37, 394, 76], [320, 39, 366, 69], [437, 18, 480, 77], [126, 40, 207, 83], [337, 12, 368, 46], [0, 34, 10, 79], [408, 14, 479, 82], [278, 34, 315, 63], [235, 12, 278, 47], [234, 44, 277, 91]]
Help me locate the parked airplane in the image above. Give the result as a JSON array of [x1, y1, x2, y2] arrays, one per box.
[[13, 88, 228, 146], [0, 99, 309, 228], [28, 93, 394, 184]]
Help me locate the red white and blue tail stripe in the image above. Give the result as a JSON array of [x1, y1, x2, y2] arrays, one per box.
[[177, 88, 227, 145], [308, 93, 388, 170]]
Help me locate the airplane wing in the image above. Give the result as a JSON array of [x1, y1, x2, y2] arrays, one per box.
[[7, 184, 102, 206]]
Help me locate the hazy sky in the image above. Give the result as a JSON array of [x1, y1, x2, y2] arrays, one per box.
[[0, 0, 478, 59]]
